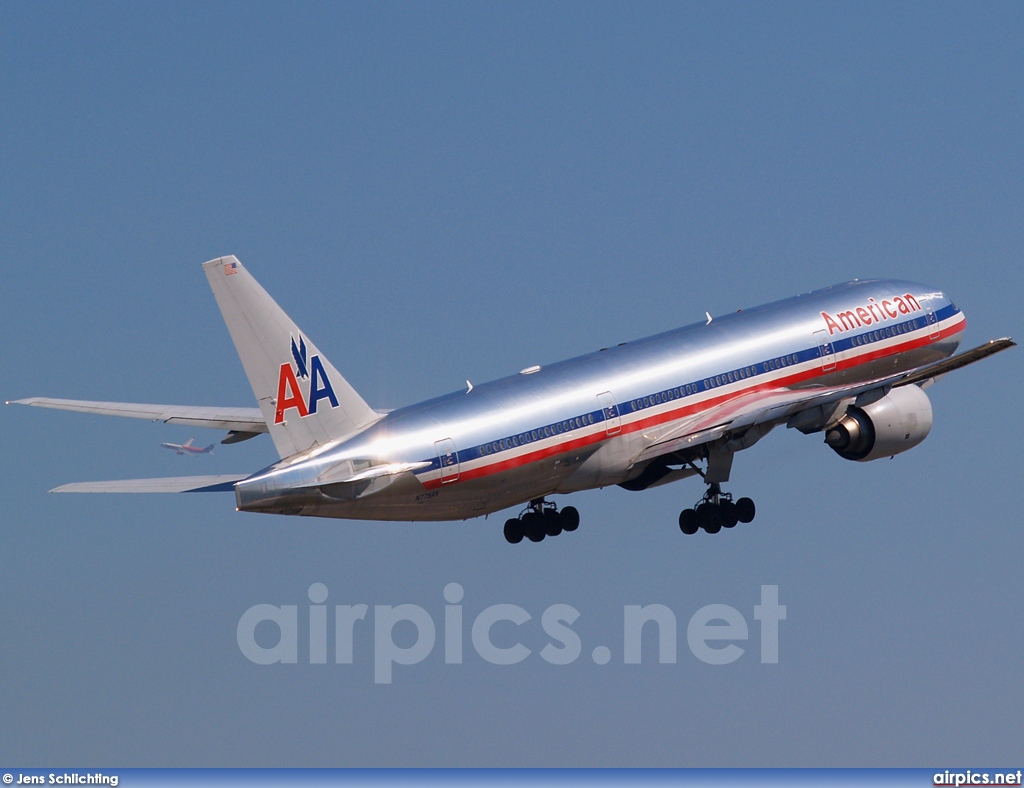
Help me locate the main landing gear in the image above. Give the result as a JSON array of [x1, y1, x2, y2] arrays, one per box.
[[678, 482, 756, 535], [504, 498, 580, 544]]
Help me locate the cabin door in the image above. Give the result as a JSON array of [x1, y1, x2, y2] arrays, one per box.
[[813, 330, 836, 372], [925, 305, 940, 339], [597, 391, 622, 436], [435, 438, 460, 484]]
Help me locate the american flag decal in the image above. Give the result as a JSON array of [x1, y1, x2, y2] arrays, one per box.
[[224, 261, 238, 275]]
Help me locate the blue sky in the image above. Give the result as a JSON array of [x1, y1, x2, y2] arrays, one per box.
[[1, 2, 1022, 767]]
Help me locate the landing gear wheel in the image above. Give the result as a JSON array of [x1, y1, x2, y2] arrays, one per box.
[[735, 497, 756, 523], [503, 518, 524, 544], [561, 506, 580, 532], [679, 509, 699, 535], [523, 512, 545, 542], [697, 502, 722, 534], [543, 509, 563, 537], [719, 500, 739, 528]]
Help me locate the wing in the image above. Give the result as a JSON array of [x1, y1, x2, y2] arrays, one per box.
[[8, 397, 268, 436], [50, 475, 249, 493], [634, 337, 1015, 464]]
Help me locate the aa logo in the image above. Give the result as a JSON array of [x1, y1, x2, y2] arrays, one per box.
[[274, 335, 339, 424]]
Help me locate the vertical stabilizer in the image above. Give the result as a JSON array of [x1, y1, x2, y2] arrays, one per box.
[[203, 256, 380, 458]]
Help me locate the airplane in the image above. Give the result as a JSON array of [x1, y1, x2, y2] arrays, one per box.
[[8, 256, 1014, 544], [161, 438, 215, 456]]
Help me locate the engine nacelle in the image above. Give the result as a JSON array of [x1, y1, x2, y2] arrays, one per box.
[[825, 385, 933, 462]]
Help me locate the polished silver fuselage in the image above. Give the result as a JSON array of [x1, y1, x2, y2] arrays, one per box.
[[235, 279, 965, 520]]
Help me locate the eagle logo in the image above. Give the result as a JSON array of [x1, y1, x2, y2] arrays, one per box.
[[290, 335, 308, 379]]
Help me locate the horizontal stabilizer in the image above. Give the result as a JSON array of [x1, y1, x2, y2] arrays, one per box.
[[9, 398, 268, 434], [51, 475, 248, 493]]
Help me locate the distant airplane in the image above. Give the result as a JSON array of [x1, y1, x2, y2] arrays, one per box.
[[161, 438, 214, 456], [10, 256, 1014, 544]]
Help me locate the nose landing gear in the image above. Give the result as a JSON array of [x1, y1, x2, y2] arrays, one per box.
[[678, 483, 755, 535], [504, 498, 580, 544]]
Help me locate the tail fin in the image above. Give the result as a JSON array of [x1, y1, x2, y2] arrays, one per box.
[[204, 444, 215, 454], [203, 256, 380, 458]]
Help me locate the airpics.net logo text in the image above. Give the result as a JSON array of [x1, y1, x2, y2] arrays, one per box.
[[236, 584, 786, 684]]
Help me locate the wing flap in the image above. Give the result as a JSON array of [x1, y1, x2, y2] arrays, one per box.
[[50, 475, 248, 493], [9, 398, 268, 434]]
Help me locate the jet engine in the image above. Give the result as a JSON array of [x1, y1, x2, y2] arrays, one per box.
[[825, 385, 933, 462]]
